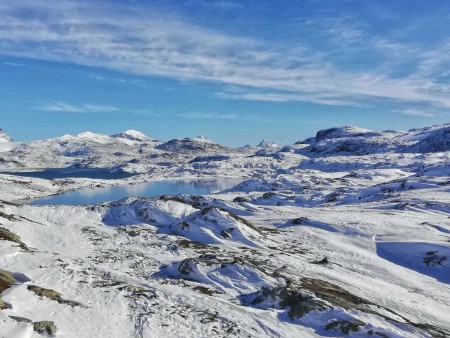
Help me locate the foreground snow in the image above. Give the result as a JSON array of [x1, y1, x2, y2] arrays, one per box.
[[0, 123, 449, 337]]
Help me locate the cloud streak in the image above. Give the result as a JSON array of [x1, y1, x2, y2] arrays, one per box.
[[38, 101, 118, 113], [178, 112, 273, 122], [1, 0, 450, 109], [3, 61, 26, 67]]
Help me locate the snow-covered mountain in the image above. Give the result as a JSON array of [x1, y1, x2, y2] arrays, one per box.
[[406, 123, 450, 152], [0, 129, 18, 153], [1, 124, 449, 171], [256, 139, 281, 149], [111, 130, 153, 142], [0, 131, 162, 170], [315, 126, 384, 140], [297, 123, 450, 155], [0, 129, 13, 142], [0, 123, 449, 337], [156, 136, 229, 152]]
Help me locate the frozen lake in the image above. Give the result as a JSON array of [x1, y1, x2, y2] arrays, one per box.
[[31, 178, 242, 205]]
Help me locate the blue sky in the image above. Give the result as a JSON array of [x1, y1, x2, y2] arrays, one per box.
[[0, 0, 449, 146]]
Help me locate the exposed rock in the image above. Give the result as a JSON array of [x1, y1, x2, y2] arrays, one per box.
[[9, 316, 58, 336], [33, 321, 58, 336], [159, 195, 203, 209], [27, 285, 84, 307], [233, 197, 248, 203], [202, 206, 258, 231], [0, 269, 18, 293], [262, 192, 275, 199], [244, 285, 329, 319], [291, 217, 308, 225], [9, 316, 33, 323], [311, 257, 329, 265], [0, 227, 28, 249], [0, 270, 17, 310], [27, 285, 62, 300], [177, 239, 209, 250], [300, 278, 368, 309], [220, 228, 233, 238], [193, 285, 216, 296], [325, 319, 365, 334], [423, 251, 447, 266], [189, 155, 230, 163], [0, 298, 10, 310]]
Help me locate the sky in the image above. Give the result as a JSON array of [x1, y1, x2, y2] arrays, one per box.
[[0, 0, 449, 146]]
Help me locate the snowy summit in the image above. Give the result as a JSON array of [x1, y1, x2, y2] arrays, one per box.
[[0, 129, 13, 142], [111, 130, 151, 142], [256, 140, 281, 149]]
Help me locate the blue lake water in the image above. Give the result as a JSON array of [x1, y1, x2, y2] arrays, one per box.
[[2, 168, 135, 180], [31, 178, 242, 205]]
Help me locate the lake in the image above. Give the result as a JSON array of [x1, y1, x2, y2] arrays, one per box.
[[2, 168, 136, 180], [31, 178, 242, 205]]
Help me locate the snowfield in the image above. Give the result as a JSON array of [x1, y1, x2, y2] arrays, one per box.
[[0, 124, 449, 337]]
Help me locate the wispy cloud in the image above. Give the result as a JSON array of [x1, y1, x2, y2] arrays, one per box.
[[396, 109, 435, 118], [3, 61, 26, 67], [88, 73, 152, 87], [38, 101, 119, 113], [217, 91, 361, 107], [179, 112, 273, 122], [38, 101, 162, 116], [1, 0, 450, 109], [195, 1, 243, 11]]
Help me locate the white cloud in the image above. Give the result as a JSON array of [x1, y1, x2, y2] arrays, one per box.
[[179, 112, 240, 120], [396, 109, 435, 118], [1, 0, 450, 109], [179, 112, 273, 122], [3, 61, 25, 67], [88, 73, 152, 87], [217, 91, 361, 107], [38, 101, 118, 113]]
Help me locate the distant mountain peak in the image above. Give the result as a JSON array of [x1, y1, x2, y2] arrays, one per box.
[[112, 130, 150, 142], [0, 129, 13, 142], [156, 136, 226, 152], [257, 140, 280, 148], [299, 122, 450, 155], [195, 135, 213, 143], [315, 126, 380, 141], [76, 131, 104, 138]]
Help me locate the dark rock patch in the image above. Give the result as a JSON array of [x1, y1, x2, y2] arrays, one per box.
[[325, 319, 365, 334], [0, 227, 28, 250], [27, 285, 84, 307]]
